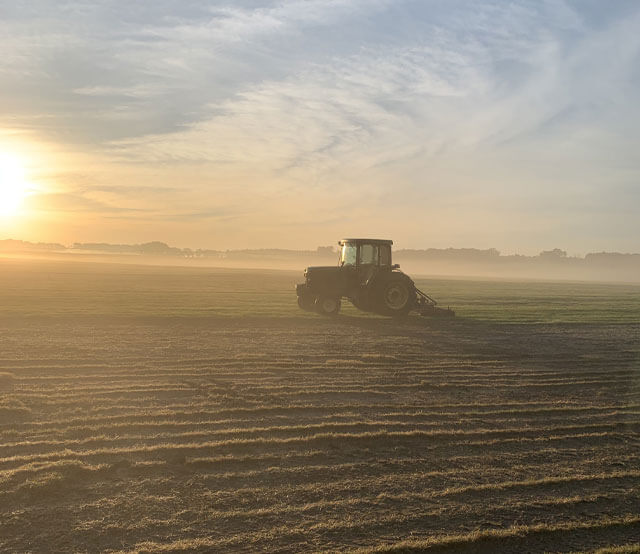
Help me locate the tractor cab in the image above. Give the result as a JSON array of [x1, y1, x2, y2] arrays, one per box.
[[338, 238, 395, 287], [338, 239, 394, 268]]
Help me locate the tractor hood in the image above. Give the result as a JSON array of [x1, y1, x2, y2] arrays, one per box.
[[302, 265, 346, 297], [305, 266, 341, 278]]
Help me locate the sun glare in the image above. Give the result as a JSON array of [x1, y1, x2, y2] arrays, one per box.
[[0, 153, 30, 217]]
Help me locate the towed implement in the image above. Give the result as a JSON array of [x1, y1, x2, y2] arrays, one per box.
[[296, 238, 454, 317]]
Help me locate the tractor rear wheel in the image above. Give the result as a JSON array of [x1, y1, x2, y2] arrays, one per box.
[[315, 296, 341, 315], [374, 275, 416, 317]]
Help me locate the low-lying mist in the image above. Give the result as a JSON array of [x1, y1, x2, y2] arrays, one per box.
[[2, 240, 640, 283]]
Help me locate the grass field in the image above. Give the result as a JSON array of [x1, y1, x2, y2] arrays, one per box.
[[1, 258, 639, 552]]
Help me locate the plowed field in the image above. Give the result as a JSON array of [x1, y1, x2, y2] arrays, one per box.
[[1, 259, 639, 552]]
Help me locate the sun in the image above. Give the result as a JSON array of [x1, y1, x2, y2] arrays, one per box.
[[0, 153, 30, 217]]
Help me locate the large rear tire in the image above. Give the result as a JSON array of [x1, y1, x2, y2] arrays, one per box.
[[315, 296, 341, 316], [374, 275, 416, 317]]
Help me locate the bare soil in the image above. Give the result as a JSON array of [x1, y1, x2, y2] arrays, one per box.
[[0, 260, 638, 552]]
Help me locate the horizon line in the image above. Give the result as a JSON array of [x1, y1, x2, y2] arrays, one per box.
[[2, 237, 640, 259]]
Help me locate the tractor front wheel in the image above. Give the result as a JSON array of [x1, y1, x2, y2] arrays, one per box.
[[315, 296, 341, 316]]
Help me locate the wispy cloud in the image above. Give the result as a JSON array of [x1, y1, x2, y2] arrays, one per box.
[[107, 3, 640, 179], [27, 192, 144, 214]]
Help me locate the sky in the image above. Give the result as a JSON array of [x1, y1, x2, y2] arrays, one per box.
[[0, 0, 639, 254]]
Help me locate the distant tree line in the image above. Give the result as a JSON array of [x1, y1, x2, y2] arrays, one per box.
[[2, 238, 640, 266], [0, 239, 66, 252], [71, 241, 187, 256]]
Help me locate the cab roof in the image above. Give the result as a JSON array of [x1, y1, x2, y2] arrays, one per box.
[[338, 238, 393, 246]]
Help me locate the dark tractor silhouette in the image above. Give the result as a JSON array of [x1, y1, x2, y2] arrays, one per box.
[[296, 238, 454, 317]]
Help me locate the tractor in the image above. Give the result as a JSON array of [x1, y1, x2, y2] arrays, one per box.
[[296, 238, 454, 317]]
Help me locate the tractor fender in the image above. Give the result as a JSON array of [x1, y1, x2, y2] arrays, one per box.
[[369, 270, 415, 290]]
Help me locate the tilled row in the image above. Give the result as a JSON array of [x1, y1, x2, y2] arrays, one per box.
[[5, 482, 638, 553], [3, 443, 638, 493], [0, 427, 634, 472], [3, 409, 637, 444], [1, 419, 639, 460], [4, 399, 635, 427]]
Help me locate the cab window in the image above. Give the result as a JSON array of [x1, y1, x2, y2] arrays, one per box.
[[380, 245, 391, 266], [360, 244, 378, 265], [340, 244, 357, 266]]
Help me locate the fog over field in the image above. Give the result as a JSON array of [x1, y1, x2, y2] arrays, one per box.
[[3, 239, 640, 284]]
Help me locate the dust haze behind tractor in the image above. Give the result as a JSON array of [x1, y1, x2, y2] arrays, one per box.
[[296, 238, 454, 317]]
